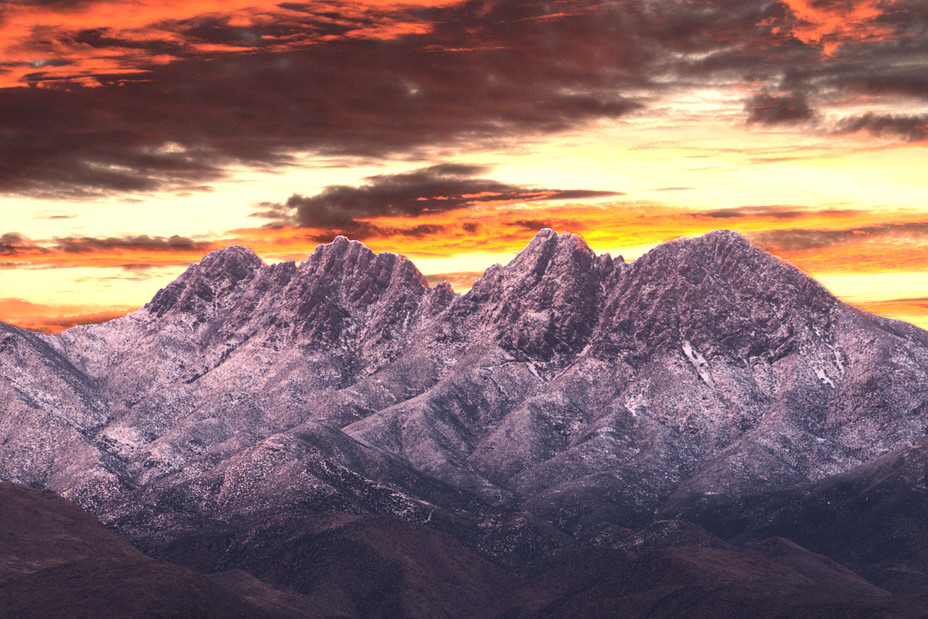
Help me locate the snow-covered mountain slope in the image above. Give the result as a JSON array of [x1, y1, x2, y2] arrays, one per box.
[[3, 229, 928, 576]]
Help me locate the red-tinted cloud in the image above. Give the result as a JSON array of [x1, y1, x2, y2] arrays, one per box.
[[777, 0, 892, 55]]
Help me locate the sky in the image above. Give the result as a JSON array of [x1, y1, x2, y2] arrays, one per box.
[[1, 0, 928, 331]]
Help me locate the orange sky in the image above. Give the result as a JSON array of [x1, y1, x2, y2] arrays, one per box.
[[2, 0, 928, 331]]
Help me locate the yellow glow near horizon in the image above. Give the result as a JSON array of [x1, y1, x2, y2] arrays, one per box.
[[2, 0, 928, 332]]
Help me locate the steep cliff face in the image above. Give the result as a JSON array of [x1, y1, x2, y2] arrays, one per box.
[[3, 229, 928, 580]]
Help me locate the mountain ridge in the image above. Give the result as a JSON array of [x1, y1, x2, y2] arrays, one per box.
[[3, 228, 928, 611]]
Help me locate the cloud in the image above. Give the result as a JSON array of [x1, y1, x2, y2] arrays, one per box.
[[0, 0, 926, 196], [745, 90, 815, 125], [702, 205, 857, 219], [506, 219, 555, 231], [748, 221, 928, 252], [0, 231, 216, 269], [835, 113, 928, 142], [0, 232, 38, 255], [258, 164, 618, 238], [705, 205, 805, 219], [777, 0, 893, 55], [53, 234, 210, 254]]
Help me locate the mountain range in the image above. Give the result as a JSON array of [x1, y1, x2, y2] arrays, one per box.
[[3, 229, 928, 616]]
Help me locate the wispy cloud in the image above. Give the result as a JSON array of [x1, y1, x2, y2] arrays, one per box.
[[835, 113, 928, 142], [255, 164, 618, 239], [0, 232, 215, 268], [0, 297, 135, 332]]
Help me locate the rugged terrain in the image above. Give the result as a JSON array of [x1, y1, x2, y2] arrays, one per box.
[[3, 229, 928, 615]]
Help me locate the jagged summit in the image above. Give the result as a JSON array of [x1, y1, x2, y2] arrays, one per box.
[[136, 228, 831, 357], [168, 229, 775, 304], [304, 234, 370, 264], [297, 235, 429, 305], [504, 228, 596, 275]]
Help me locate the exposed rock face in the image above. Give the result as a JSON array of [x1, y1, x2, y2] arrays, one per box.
[[2, 228, 928, 587]]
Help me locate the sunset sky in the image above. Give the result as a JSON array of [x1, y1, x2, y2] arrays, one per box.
[[2, 0, 928, 331]]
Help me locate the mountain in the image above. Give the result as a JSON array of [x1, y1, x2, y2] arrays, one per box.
[[3, 228, 928, 614], [0, 481, 319, 617]]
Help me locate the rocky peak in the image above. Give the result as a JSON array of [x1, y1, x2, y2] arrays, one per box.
[[693, 228, 756, 251], [660, 229, 786, 274], [144, 245, 264, 318], [463, 229, 608, 361], [596, 229, 836, 357], [299, 236, 428, 294], [468, 229, 598, 299], [197, 245, 265, 279], [302, 235, 370, 273], [501, 228, 596, 279]]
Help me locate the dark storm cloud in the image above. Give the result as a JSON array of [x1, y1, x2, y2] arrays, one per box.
[[835, 113, 928, 142], [768, 1, 928, 101], [750, 222, 928, 252], [0, 81, 232, 196], [260, 163, 617, 236], [2, 0, 928, 195], [745, 91, 815, 125], [165, 13, 359, 48]]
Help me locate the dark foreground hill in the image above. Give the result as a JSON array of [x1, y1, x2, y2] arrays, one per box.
[[3, 481, 926, 617], [3, 229, 928, 615], [0, 481, 318, 617]]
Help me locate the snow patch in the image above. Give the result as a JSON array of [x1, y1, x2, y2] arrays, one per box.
[[813, 364, 835, 388], [682, 340, 714, 387], [526, 363, 542, 381], [833, 348, 846, 374]]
